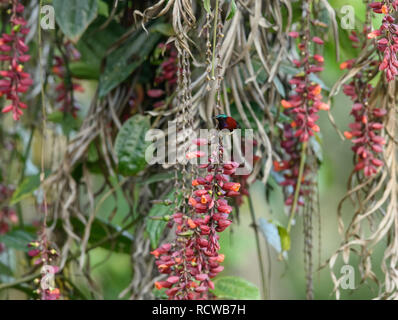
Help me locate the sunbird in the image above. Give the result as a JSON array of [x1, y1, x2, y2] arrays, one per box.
[[214, 114, 241, 132]]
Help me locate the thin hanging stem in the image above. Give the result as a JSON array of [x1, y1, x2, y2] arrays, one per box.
[[287, 141, 308, 233], [211, 0, 219, 79], [248, 193, 268, 300]]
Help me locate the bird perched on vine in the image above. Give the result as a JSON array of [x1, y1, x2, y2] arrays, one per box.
[[214, 114, 241, 132]]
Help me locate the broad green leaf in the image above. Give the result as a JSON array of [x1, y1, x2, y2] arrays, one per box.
[[0, 230, 36, 252], [10, 174, 40, 205], [115, 115, 151, 176], [277, 225, 291, 251], [97, 0, 109, 17], [203, 0, 211, 13], [69, 62, 100, 79], [151, 23, 174, 36], [72, 19, 124, 80], [146, 192, 181, 249], [53, 0, 98, 42], [211, 276, 261, 300], [98, 26, 161, 97], [226, 0, 237, 20]]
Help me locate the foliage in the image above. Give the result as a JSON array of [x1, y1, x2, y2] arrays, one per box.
[[0, 0, 397, 301]]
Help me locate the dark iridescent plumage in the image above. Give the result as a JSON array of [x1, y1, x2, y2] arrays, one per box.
[[214, 114, 240, 132]]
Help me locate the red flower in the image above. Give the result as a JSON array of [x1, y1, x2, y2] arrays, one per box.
[[369, 1, 398, 81], [277, 20, 328, 211], [151, 138, 239, 299], [0, 0, 32, 120], [52, 42, 84, 118]]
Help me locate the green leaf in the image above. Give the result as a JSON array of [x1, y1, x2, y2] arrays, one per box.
[[0, 230, 36, 252], [203, 0, 211, 14], [151, 23, 174, 36], [152, 287, 168, 299], [97, 0, 109, 17], [69, 61, 100, 79], [211, 276, 260, 300], [73, 19, 124, 80], [10, 174, 40, 205], [272, 76, 286, 98], [98, 26, 161, 97], [53, 0, 98, 42], [146, 192, 181, 249], [226, 0, 237, 20], [258, 218, 282, 253], [115, 115, 151, 176], [277, 225, 291, 251]]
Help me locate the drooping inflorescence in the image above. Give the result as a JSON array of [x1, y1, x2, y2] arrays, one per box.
[[28, 237, 60, 300], [0, 184, 17, 253], [342, 68, 386, 177], [274, 5, 328, 213], [151, 138, 239, 299], [0, 0, 32, 120], [368, 1, 398, 81], [52, 42, 84, 118], [340, 11, 387, 177]]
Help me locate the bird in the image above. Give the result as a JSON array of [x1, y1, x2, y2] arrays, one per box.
[[214, 114, 241, 132]]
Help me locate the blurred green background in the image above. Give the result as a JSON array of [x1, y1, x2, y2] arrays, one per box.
[[0, 0, 387, 300], [83, 0, 385, 300]]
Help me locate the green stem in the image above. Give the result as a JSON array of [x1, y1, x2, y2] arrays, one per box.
[[211, 0, 219, 79], [287, 141, 308, 233], [248, 193, 268, 300]]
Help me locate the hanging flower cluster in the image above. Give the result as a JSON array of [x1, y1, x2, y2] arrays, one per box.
[[341, 69, 386, 177], [0, 184, 17, 253], [28, 238, 60, 300], [147, 43, 178, 109], [151, 138, 240, 299], [274, 123, 307, 208], [274, 28, 328, 210], [281, 32, 329, 142], [0, 0, 32, 121], [339, 16, 387, 177], [52, 42, 84, 118], [368, 1, 398, 81]]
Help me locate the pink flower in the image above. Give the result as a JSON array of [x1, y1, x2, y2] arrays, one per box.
[[312, 36, 324, 45], [151, 141, 239, 299], [369, 1, 398, 81], [52, 43, 83, 118], [0, 0, 32, 121]]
